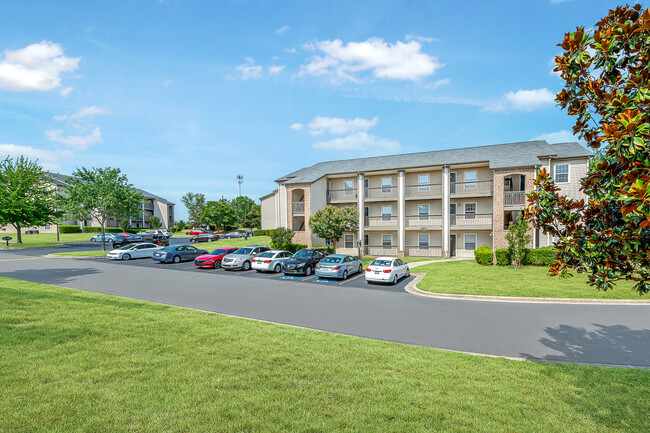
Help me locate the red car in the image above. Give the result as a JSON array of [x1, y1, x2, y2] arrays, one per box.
[[194, 247, 237, 269], [186, 228, 208, 235]]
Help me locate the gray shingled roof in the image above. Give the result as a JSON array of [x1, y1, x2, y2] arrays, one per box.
[[276, 140, 592, 184]]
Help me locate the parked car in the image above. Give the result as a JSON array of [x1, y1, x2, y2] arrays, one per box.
[[365, 257, 410, 285], [112, 233, 144, 246], [139, 230, 164, 240], [190, 233, 219, 243], [152, 245, 207, 263], [186, 228, 208, 235], [282, 248, 330, 276], [220, 231, 244, 239], [106, 243, 162, 260], [315, 254, 363, 280], [251, 250, 293, 273], [221, 245, 271, 271], [160, 229, 173, 237], [89, 233, 121, 243], [194, 247, 238, 269]]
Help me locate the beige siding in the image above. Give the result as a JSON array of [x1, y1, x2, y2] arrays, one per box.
[[260, 193, 277, 230], [552, 159, 588, 201], [310, 178, 328, 216]]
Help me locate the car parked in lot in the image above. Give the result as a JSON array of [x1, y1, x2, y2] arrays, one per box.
[[315, 254, 363, 280], [221, 245, 271, 271], [190, 233, 219, 243], [186, 228, 209, 235], [251, 250, 293, 273], [282, 248, 330, 276], [106, 243, 161, 260], [89, 233, 121, 243], [220, 231, 244, 239], [112, 233, 144, 246], [160, 229, 173, 237], [152, 245, 207, 263], [193, 247, 238, 269], [365, 257, 410, 285]]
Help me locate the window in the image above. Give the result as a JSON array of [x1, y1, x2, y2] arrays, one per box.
[[418, 174, 430, 191], [418, 234, 430, 248], [464, 202, 476, 220], [381, 177, 392, 193], [344, 180, 354, 195], [345, 234, 354, 248], [418, 204, 430, 221], [382, 234, 393, 246], [555, 164, 569, 183], [45, 225, 51, 230], [464, 171, 477, 189], [327, 181, 331, 197], [381, 206, 393, 222], [464, 234, 477, 251]]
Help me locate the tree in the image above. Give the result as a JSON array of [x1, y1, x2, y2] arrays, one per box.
[[505, 214, 531, 270], [200, 201, 236, 231], [148, 216, 162, 229], [175, 220, 187, 231], [231, 196, 256, 225], [241, 205, 261, 229], [119, 218, 131, 233], [0, 156, 61, 244], [60, 167, 143, 251], [527, 4, 650, 294], [270, 227, 295, 250], [181, 192, 206, 228], [309, 205, 358, 250]]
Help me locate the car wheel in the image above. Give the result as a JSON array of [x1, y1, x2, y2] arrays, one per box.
[[342, 270, 348, 280], [274, 264, 281, 273], [304, 266, 312, 276], [358, 265, 363, 274], [90, 238, 96, 242], [406, 268, 410, 277], [122, 253, 131, 261], [172, 255, 181, 264], [214, 260, 221, 269], [392, 274, 398, 285], [242, 261, 251, 271]]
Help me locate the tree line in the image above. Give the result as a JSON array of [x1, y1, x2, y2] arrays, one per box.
[[180, 192, 260, 231]]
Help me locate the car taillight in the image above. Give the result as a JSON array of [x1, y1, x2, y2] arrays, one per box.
[[333, 266, 341, 270], [365, 268, 371, 272], [314, 265, 318, 268], [264, 260, 271, 263], [383, 270, 392, 273]]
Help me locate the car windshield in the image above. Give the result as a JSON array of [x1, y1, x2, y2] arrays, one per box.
[[320, 256, 342, 264], [234, 247, 253, 255], [292, 250, 313, 259], [257, 252, 274, 258], [160, 246, 176, 252], [370, 259, 392, 267], [209, 249, 229, 255], [117, 244, 136, 250]]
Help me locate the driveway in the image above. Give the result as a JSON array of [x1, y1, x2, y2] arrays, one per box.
[[1, 250, 649, 368]]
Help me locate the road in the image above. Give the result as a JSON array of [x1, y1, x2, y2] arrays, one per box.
[[1, 245, 649, 368]]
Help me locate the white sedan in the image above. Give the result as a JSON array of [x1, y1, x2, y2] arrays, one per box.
[[365, 257, 410, 285], [106, 243, 162, 260]]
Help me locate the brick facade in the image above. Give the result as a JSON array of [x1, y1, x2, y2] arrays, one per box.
[[492, 168, 536, 250], [286, 184, 312, 246]]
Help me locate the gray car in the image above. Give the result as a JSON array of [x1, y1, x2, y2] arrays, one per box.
[[221, 245, 271, 271], [251, 250, 293, 273]]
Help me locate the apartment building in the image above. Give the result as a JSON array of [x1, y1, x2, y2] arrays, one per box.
[[260, 140, 591, 258]]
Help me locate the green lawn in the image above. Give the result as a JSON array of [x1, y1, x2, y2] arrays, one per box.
[[416, 260, 646, 300], [0, 232, 92, 248], [0, 276, 647, 432], [50, 250, 109, 257]]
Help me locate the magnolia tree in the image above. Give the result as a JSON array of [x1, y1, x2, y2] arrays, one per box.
[[527, 5, 650, 294]]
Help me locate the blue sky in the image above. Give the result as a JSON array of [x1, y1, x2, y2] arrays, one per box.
[[0, 0, 629, 220]]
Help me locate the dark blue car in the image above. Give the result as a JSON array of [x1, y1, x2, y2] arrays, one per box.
[[152, 245, 207, 263]]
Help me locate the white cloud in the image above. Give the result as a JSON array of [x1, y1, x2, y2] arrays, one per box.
[[313, 132, 401, 154], [269, 65, 285, 74], [426, 78, 451, 90], [275, 25, 289, 35], [307, 116, 378, 135], [59, 86, 73, 96], [284, 48, 296, 54], [0, 41, 79, 92], [44, 127, 102, 150], [484, 88, 556, 112], [53, 105, 109, 121], [301, 37, 442, 82], [0, 143, 73, 171], [289, 123, 303, 130], [405, 34, 436, 43], [533, 130, 584, 144], [236, 59, 262, 80]]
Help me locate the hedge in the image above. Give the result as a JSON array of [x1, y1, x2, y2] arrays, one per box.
[[81, 226, 123, 233], [522, 246, 557, 266], [252, 229, 272, 236], [59, 225, 81, 234], [285, 243, 308, 253], [474, 246, 493, 265], [476, 246, 557, 267], [495, 248, 512, 266]]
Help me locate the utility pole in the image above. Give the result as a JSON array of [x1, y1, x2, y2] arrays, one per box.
[[237, 174, 243, 197]]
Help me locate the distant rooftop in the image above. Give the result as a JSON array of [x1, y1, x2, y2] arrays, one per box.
[[275, 140, 592, 184]]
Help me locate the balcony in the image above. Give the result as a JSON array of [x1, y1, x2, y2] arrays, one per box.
[[450, 180, 493, 197], [327, 188, 357, 204], [504, 191, 526, 207], [365, 185, 398, 201], [365, 245, 398, 256], [405, 183, 443, 199], [405, 215, 443, 229], [450, 213, 493, 229], [292, 201, 305, 215], [365, 215, 398, 229], [143, 202, 154, 210], [406, 246, 442, 257]]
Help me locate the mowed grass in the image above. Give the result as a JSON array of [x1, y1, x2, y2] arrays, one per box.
[[1, 276, 648, 432], [0, 232, 92, 248], [417, 260, 646, 300], [50, 250, 109, 257], [361, 256, 436, 268]]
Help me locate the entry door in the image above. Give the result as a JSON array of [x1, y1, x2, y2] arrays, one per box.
[[450, 203, 457, 226], [450, 172, 457, 194], [450, 234, 457, 258]]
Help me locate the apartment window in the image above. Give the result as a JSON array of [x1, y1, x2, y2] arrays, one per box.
[[344, 234, 354, 248], [381, 177, 392, 193], [465, 234, 477, 251], [418, 204, 430, 221], [555, 164, 569, 183], [382, 234, 393, 247], [464, 202, 476, 220], [45, 225, 51, 230], [327, 181, 331, 197], [344, 180, 354, 195], [418, 234, 430, 248], [381, 205, 393, 222], [464, 171, 477, 189], [418, 174, 430, 191]]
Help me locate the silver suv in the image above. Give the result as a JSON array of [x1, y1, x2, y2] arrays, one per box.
[[222, 245, 271, 271]]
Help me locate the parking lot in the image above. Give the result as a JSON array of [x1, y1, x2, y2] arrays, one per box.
[[88, 255, 414, 292]]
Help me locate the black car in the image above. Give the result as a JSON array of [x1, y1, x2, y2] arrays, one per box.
[[282, 248, 330, 276], [112, 234, 143, 246], [220, 231, 244, 239], [190, 233, 219, 243]]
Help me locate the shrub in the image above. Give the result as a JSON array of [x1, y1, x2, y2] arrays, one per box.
[[253, 229, 272, 236], [474, 246, 493, 266], [285, 243, 308, 253], [81, 226, 123, 233], [523, 246, 557, 266], [270, 227, 295, 250], [59, 225, 80, 233], [495, 248, 512, 266]]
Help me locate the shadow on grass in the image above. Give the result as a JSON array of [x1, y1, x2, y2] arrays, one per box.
[[521, 323, 650, 368], [0, 267, 102, 286]]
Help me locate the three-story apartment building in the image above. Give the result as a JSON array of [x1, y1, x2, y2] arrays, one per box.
[[260, 140, 591, 258]]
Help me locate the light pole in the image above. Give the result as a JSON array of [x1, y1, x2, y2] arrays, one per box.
[[237, 174, 243, 197]]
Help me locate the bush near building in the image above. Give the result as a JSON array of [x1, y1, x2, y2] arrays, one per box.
[[474, 246, 557, 267], [59, 225, 81, 233]]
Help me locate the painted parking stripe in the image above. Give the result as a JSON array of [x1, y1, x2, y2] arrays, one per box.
[[338, 273, 365, 285], [0, 257, 51, 262]]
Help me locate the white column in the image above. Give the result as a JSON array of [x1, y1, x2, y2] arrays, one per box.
[[274, 187, 280, 229], [442, 166, 450, 258], [398, 170, 405, 254], [357, 173, 365, 249]]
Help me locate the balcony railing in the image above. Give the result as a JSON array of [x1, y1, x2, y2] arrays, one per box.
[[327, 188, 357, 203], [143, 202, 154, 210], [365, 215, 398, 228], [405, 183, 443, 199], [450, 213, 493, 228], [405, 215, 443, 228], [504, 191, 526, 206], [292, 201, 305, 215], [406, 246, 442, 257], [450, 180, 493, 197], [365, 246, 398, 256], [365, 186, 398, 200]]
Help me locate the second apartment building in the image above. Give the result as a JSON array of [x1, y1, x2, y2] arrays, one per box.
[[260, 140, 591, 258]]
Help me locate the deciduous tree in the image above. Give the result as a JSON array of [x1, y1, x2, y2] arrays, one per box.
[[309, 205, 358, 250], [181, 192, 206, 228], [505, 214, 530, 270], [201, 201, 236, 231], [148, 216, 162, 229], [241, 206, 261, 229], [231, 196, 256, 225], [270, 227, 295, 250]]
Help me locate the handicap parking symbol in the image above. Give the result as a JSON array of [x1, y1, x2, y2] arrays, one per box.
[[278, 275, 303, 280], [312, 278, 336, 284]]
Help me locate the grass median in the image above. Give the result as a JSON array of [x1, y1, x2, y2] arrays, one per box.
[[416, 260, 645, 300], [1, 276, 648, 432]]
